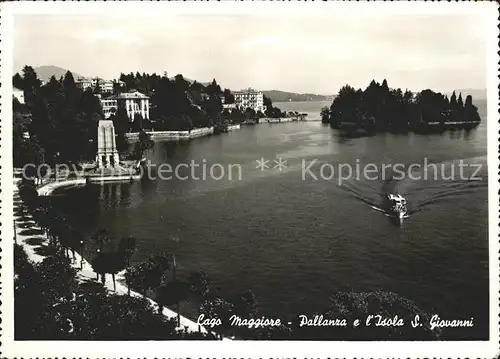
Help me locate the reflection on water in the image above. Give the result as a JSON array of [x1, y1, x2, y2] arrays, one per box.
[[51, 101, 489, 340]]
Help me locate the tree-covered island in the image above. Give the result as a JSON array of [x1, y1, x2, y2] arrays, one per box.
[[321, 79, 482, 135]]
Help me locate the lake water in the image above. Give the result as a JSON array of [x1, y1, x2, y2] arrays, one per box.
[[52, 100, 489, 339], [274, 100, 331, 121]]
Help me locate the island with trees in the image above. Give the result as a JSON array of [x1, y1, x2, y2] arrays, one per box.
[[321, 79, 482, 136]]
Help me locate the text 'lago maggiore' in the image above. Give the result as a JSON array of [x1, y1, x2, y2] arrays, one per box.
[[197, 314, 474, 330]]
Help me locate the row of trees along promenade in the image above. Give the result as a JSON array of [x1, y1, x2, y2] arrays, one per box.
[[320, 79, 481, 135], [16, 178, 447, 340], [13, 66, 285, 168]]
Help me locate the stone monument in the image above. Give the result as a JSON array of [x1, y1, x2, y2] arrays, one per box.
[[96, 119, 120, 168]]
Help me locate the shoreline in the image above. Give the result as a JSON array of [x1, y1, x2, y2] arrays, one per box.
[[13, 181, 221, 338]]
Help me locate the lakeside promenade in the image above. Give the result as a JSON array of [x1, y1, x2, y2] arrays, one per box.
[[125, 124, 240, 142], [13, 180, 217, 337]]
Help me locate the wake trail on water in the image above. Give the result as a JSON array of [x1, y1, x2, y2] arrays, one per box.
[[341, 157, 488, 218]]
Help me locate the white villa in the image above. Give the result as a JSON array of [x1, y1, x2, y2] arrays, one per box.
[[115, 90, 150, 120], [233, 89, 266, 113], [98, 90, 150, 120]]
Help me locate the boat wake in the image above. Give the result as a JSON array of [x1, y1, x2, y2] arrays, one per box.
[[340, 157, 487, 221]]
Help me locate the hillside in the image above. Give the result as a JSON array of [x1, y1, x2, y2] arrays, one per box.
[[263, 90, 331, 103], [32, 65, 82, 82]]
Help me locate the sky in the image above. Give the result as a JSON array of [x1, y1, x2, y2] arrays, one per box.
[[13, 13, 488, 95]]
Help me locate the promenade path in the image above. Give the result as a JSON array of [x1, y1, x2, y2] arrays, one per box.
[[13, 184, 216, 337], [36, 178, 86, 196]]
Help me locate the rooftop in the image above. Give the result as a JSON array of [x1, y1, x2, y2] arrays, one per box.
[[112, 90, 149, 100]]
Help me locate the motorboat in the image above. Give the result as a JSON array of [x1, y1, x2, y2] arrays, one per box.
[[385, 193, 408, 219]]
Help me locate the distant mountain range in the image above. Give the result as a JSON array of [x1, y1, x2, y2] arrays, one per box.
[[263, 90, 332, 103], [24, 65, 486, 102], [28, 65, 83, 83]]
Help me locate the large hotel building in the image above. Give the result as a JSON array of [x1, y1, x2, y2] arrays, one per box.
[[233, 90, 266, 113]]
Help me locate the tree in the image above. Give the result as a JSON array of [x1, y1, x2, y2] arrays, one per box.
[[18, 183, 39, 209], [94, 78, 102, 94], [156, 280, 191, 327], [30, 91, 56, 162], [322, 290, 440, 340], [465, 94, 473, 108], [14, 243, 217, 340], [320, 107, 330, 123], [450, 90, 457, 107], [64, 228, 85, 268], [118, 236, 137, 267], [132, 113, 144, 132], [232, 289, 257, 319], [36, 251, 78, 305], [14, 243, 34, 279], [113, 107, 131, 152], [174, 74, 190, 93], [328, 80, 480, 133], [263, 95, 273, 117], [206, 79, 222, 96], [457, 92, 464, 107], [131, 130, 154, 160], [91, 247, 128, 291], [92, 229, 111, 251], [204, 94, 223, 121], [62, 71, 79, 109], [381, 78, 389, 92], [199, 297, 234, 335], [80, 88, 103, 118], [22, 65, 42, 104], [13, 72, 24, 90], [188, 271, 211, 301], [124, 255, 169, 297], [244, 107, 256, 120], [15, 252, 74, 339], [223, 88, 235, 104]]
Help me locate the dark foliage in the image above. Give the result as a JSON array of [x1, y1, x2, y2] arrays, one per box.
[[14, 245, 214, 340], [329, 79, 481, 134], [13, 67, 102, 166]]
